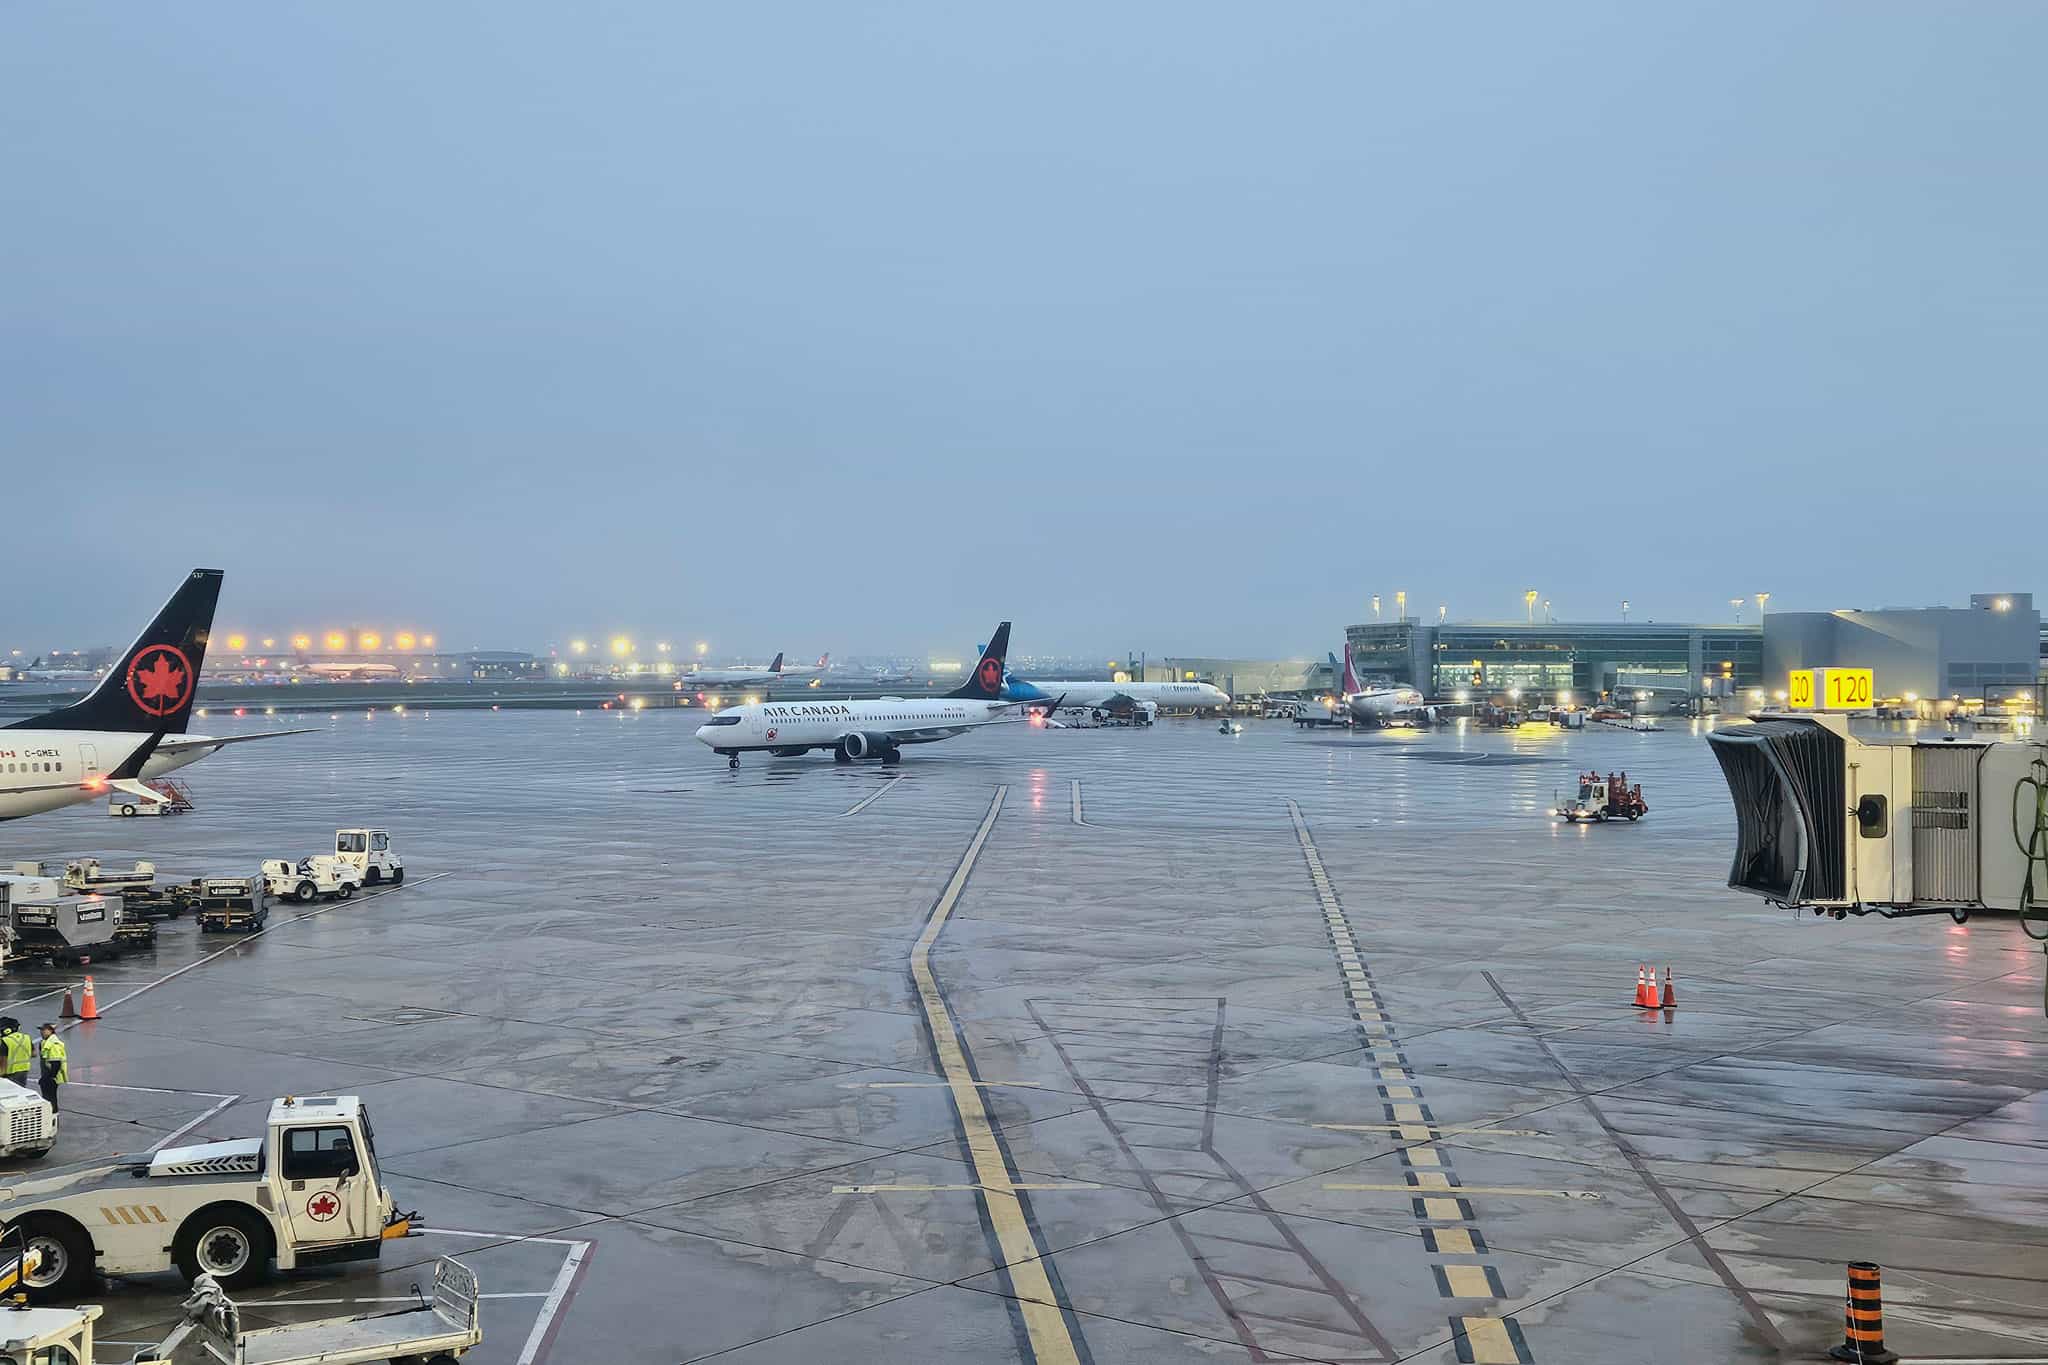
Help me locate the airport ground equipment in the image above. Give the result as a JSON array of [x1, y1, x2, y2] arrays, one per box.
[[1555, 771, 1648, 822], [4, 889, 117, 965], [0, 1080, 57, 1161], [61, 860, 154, 897], [106, 777, 195, 818], [109, 904, 158, 953], [261, 858, 359, 905], [330, 829, 402, 886], [1, 1094, 417, 1299], [196, 876, 269, 933], [123, 882, 198, 922], [130, 1254, 480, 1363]]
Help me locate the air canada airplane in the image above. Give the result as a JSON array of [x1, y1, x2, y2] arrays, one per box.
[[1003, 675, 1230, 711], [695, 624, 1042, 768], [0, 569, 313, 822]]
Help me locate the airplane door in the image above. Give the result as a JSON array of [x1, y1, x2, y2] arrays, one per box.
[[78, 743, 100, 780], [278, 1123, 374, 1249]]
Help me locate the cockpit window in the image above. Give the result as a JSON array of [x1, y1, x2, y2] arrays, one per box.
[[703, 715, 743, 727]]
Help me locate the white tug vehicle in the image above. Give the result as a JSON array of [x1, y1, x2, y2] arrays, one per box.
[[0, 1095, 414, 1299]]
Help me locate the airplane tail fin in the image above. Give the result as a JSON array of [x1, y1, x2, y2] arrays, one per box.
[[947, 622, 1011, 700], [816, 652, 830, 670], [1340, 644, 1360, 695], [767, 652, 785, 674], [8, 569, 223, 734]]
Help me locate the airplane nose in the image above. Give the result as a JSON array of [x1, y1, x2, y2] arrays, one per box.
[[693, 724, 713, 745]]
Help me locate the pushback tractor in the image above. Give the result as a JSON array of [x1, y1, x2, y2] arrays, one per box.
[[0, 1095, 416, 1299]]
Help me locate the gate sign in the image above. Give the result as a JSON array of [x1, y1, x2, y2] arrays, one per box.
[[1821, 667, 1875, 710], [1787, 670, 1815, 709]]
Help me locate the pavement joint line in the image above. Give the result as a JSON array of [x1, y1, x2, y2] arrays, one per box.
[[1070, 780, 1086, 826], [1324, 1183, 1601, 1200], [833, 1182, 1103, 1194], [910, 785, 1083, 1365], [840, 777, 903, 818], [1288, 798, 1527, 1364]]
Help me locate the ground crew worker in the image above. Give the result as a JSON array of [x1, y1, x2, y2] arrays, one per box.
[[36, 1024, 66, 1112], [0, 1018, 29, 1090]]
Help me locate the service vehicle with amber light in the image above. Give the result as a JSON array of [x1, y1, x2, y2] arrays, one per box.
[[0, 1094, 417, 1299]]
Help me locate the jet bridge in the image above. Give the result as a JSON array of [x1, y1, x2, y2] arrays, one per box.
[[1708, 712, 2048, 925]]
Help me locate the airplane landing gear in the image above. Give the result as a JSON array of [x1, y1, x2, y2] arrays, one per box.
[[728, 755, 740, 771], [834, 746, 853, 764], [881, 747, 902, 766]]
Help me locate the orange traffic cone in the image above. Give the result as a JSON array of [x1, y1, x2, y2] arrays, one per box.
[[1828, 1262, 1898, 1363], [1660, 966, 1677, 1010], [78, 977, 100, 1021], [1631, 966, 1653, 1008], [59, 988, 77, 1020]]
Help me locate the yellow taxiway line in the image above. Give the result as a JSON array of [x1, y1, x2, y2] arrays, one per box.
[[910, 785, 1082, 1365]]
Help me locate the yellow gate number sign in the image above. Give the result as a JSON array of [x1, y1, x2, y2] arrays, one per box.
[[1822, 667, 1875, 709], [1788, 670, 1815, 709]]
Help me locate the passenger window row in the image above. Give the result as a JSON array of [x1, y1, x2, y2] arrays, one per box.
[[4, 761, 63, 774]]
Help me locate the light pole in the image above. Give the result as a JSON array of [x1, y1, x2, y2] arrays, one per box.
[[1730, 597, 1744, 624], [1437, 604, 1447, 624], [1395, 590, 1406, 623], [1621, 600, 1630, 622], [1754, 592, 1770, 623], [1372, 595, 1381, 622], [1543, 599, 1553, 624], [1524, 590, 1538, 625]]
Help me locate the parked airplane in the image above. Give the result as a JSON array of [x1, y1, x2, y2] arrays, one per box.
[[292, 649, 401, 680], [0, 570, 314, 822], [777, 652, 831, 678], [1333, 649, 1429, 725], [695, 624, 1044, 768], [686, 652, 785, 690], [1002, 674, 1230, 711]]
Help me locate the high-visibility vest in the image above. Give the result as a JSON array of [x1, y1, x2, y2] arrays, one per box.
[[2, 1032, 29, 1074], [39, 1038, 66, 1084]]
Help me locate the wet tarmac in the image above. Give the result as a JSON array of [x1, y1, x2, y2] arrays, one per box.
[[1, 710, 2044, 1362]]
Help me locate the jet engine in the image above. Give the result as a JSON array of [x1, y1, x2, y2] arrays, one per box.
[[841, 732, 894, 759]]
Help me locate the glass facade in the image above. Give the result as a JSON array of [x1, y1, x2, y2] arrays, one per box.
[[1345, 621, 1763, 701]]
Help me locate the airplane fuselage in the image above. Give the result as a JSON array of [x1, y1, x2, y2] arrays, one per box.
[[0, 730, 218, 822], [695, 698, 1013, 758], [1009, 680, 1230, 710]]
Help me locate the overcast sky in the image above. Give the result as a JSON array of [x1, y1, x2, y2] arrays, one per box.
[[5, 3, 2043, 658]]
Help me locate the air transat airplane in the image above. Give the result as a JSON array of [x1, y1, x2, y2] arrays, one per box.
[[1002, 675, 1230, 711], [695, 624, 1040, 768], [0, 570, 313, 822]]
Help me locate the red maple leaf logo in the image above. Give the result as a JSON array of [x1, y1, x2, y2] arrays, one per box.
[[977, 658, 1002, 692], [307, 1192, 340, 1220], [126, 645, 193, 717]]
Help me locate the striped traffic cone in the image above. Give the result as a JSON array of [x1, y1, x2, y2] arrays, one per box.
[[78, 977, 100, 1021], [1631, 966, 1652, 1008], [1828, 1262, 1898, 1363]]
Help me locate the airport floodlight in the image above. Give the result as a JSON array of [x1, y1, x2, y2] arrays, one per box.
[[421, 634, 436, 648], [1754, 592, 1771, 618], [325, 632, 346, 650], [359, 632, 381, 650], [571, 640, 588, 654], [696, 641, 709, 656], [610, 636, 632, 657], [395, 633, 416, 650], [226, 635, 246, 651]]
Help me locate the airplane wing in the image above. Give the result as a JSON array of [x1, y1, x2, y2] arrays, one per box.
[[158, 728, 320, 752]]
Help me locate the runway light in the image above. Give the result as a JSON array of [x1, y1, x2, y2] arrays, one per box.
[[629, 697, 645, 710]]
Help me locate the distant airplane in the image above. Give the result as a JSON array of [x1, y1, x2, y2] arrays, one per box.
[[1333, 648, 1428, 726], [293, 649, 401, 680], [1002, 674, 1230, 712], [1, 570, 314, 822], [776, 652, 831, 678], [696, 624, 1045, 768], [685, 652, 786, 689]]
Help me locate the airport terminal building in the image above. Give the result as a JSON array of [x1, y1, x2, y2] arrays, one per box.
[[1762, 593, 2040, 703], [1346, 619, 1763, 702]]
